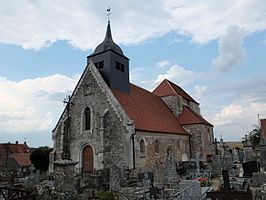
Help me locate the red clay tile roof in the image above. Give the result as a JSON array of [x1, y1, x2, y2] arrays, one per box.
[[0, 144, 30, 156], [0, 143, 31, 167], [152, 79, 199, 105], [112, 83, 187, 135], [261, 119, 266, 139], [178, 106, 213, 126], [10, 154, 31, 167]]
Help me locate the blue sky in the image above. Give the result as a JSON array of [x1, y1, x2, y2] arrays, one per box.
[[1, 1, 266, 147]]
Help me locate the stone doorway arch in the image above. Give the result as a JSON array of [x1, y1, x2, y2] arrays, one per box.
[[82, 145, 94, 173]]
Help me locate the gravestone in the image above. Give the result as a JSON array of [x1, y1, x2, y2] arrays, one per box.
[[120, 166, 129, 187], [179, 180, 202, 199], [243, 138, 254, 162], [212, 155, 222, 176], [153, 162, 165, 185], [242, 160, 259, 177], [223, 155, 235, 176], [35, 169, 40, 184], [142, 171, 153, 198], [232, 148, 240, 163], [165, 147, 179, 184], [109, 164, 121, 192]]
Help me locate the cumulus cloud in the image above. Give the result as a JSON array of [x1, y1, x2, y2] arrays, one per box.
[[192, 85, 207, 100], [212, 102, 266, 140], [0, 74, 77, 133], [156, 60, 170, 68], [212, 26, 246, 72], [155, 64, 198, 85], [1, 1, 266, 49]]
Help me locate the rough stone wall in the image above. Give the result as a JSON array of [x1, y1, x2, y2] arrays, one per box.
[[134, 131, 190, 171], [183, 124, 214, 161], [51, 63, 133, 173], [161, 95, 200, 117], [161, 96, 183, 117]]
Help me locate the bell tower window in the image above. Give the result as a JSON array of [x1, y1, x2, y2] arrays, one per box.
[[116, 61, 125, 72], [95, 61, 104, 69]]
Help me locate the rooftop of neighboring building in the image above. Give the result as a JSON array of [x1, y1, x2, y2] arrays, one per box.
[[261, 118, 266, 138]]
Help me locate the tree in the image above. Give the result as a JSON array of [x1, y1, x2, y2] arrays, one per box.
[[30, 146, 53, 172], [249, 126, 261, 149]]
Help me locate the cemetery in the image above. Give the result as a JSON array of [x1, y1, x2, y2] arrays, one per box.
[[2, 133, 266, 200]]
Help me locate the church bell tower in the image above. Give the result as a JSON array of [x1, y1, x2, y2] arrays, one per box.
[[87, 14, 130, 93]]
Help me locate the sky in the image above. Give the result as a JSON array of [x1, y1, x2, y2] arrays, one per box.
[[0, 1, 266, 147]]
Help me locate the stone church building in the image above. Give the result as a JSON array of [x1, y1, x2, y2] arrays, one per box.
[[50, 21, 214, 174]]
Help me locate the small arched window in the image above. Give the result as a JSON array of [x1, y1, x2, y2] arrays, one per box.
[[155, 140, 159, 155], [84, 107, 91, 130], [140, 139, 145, 157], [176, 140, 180, 151]]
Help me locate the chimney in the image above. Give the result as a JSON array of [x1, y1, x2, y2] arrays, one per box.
[[15, 141, 18, 144], [24, 141, 27, 145]]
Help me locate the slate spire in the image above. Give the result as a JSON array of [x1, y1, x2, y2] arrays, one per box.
[[93, 21, 124, 55]]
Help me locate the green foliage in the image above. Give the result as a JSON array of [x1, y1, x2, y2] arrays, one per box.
[[30, 146, 52, 172], [245, 126, 261, 149], [96, 191, 116, 200]]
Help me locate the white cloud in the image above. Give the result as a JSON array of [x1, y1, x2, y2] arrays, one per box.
[[0, 74, 77, 133], [192, 85, 207, 100], [212, 26, 246, 72], [156, 60, 170, 68], [1, 1, 266, 49], [212, 101, 266, 140], [155, 64, 198, 85]]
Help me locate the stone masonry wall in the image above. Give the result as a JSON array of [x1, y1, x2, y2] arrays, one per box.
[[52, 63, 133, 172], [161, 96, 183, 117], [134, 131, 190, 171], [183, 124, 214, 161]]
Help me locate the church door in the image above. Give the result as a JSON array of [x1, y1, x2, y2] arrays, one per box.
[[82, 145, 94, 173]]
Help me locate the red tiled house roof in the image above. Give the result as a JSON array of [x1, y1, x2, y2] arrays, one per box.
[[0, 143, 31, 168], [178, 106, 213, 127], [112, 83, 187, 135], [10, 154, 31, 167], [261, 119, 266, 139], [152, 79, 199, 104]]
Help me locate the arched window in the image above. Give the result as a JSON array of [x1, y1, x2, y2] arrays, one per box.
[[84, 107, 91, 130], [155, 140, 159, 155], [140, 139, 145, 157], [176, 140, 180, 151]]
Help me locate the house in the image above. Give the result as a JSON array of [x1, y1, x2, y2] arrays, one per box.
[[50, 21, 214, 174], [0, 141, 31, 174]]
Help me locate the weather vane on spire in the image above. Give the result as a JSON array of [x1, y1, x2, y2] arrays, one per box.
[[107, 6, 112, 22]]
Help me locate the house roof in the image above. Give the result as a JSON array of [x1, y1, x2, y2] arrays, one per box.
[[0, 143, 31, 168], [0, 143, 30, 156], [178, 106, 213, 127], [152, 79, 199, 105], [10, 153, 31, 167], [261, 119, 266, 139], [112, 83, 188, 135]]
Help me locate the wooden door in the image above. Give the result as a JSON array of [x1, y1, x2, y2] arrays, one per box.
[[82, 145, 93, 173]]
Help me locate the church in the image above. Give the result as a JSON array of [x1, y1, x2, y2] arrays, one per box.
[[50, 20, 214, 174]]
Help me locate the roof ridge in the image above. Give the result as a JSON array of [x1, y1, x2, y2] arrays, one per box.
[[167, 80, 199, 104], [165, 79, 178, 95]]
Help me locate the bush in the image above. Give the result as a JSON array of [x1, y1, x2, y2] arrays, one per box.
[[96, 191, 116, 200]]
